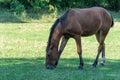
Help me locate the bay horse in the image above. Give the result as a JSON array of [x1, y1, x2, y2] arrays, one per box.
[[46, 7, 114, 70]]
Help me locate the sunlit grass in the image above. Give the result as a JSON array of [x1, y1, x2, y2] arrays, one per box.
[[0, 23, 50, 58]]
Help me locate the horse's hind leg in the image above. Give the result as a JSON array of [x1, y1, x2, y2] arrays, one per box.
[[92, 30, 107, 67], [100, 46, 105, 66]]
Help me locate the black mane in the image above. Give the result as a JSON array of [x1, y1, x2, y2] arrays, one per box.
[[46, 18, 60, 52], [46, 10, 69, 53]]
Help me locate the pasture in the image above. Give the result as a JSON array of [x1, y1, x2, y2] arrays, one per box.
[[0, 9, 120, 80]]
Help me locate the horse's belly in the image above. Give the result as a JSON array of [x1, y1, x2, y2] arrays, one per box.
[[81, 28, 98, 36], [80, 23, 100, 36]]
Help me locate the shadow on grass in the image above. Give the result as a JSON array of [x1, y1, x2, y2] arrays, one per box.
[[0, 57, 119, 80], [0, 8, 58, 23], [1, 8, 119, 24], [0, 8, 64, 23], [0, 9, 26, 23]]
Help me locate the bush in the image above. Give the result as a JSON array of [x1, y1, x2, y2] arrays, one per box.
[[10, 0, 25, 15], [84, 0, 101, 7], [2, 0, 120, 12], [30, 0, 48, 12], [107, 0, 120, 11], [48, 0, 120, 11]]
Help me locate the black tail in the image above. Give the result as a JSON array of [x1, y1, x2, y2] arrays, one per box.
[[111, 15, 114, 27]]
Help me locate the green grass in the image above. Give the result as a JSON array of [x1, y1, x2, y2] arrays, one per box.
[[0, 9, 120, 80]]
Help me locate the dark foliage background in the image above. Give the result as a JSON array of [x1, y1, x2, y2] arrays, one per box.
[[0, 0, 120, 12]]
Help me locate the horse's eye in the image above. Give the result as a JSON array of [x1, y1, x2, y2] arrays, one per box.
[[47, 53, 52, 58]]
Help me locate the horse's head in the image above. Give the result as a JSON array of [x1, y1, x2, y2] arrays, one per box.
[[45, 16, 63, 69], [45, 44, 59, 69]]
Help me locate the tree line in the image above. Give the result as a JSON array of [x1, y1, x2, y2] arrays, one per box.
[[0, 0, 120, 14]]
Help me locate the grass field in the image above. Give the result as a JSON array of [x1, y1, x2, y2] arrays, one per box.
[[0, 9, 120, 80]]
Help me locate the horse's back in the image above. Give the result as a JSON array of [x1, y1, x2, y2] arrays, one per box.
[[62, 7, 113, 36], [68, 7, 111, 21], [67, 7, 112, 26]]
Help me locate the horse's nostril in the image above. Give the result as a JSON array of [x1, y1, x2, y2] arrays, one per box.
[[47, 54, 50, 57], [55, 61, 58, 66], [47, 54, 51, 57]]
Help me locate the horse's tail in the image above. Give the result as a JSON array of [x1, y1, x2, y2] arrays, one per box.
[[111, 15, 114, 27], [105, 9, 114, 27]]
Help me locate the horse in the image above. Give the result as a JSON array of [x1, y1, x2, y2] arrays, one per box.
[[45, 7, 114, 70]]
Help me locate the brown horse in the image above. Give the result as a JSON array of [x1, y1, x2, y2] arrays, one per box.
[[46, 7, 114, 69]]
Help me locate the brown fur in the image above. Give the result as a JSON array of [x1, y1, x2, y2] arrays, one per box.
[[46, 7, 114, 69]]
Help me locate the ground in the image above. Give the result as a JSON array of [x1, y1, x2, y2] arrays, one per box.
[[0, 9, 120, 80]]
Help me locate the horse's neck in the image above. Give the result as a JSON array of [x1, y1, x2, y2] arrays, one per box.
[[51, 27, 62, 49]]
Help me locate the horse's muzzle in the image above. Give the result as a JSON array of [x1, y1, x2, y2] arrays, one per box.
[[46, 64, 56, 70]]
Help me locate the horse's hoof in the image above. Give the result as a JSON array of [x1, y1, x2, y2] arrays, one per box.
[[100, 63, 104, 66], [78, 66, 83, 70], [92, 64, 96, 68]]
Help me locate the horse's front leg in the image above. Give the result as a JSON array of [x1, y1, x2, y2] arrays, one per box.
[[58, 36, 69, 58], [74, 36, 84, 70]]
